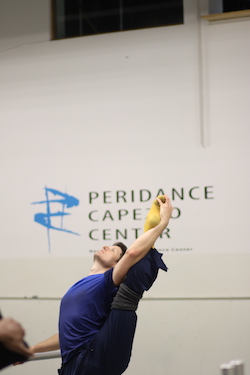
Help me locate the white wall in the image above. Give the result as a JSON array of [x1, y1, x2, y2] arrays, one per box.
[[0, 0, 250, 374]]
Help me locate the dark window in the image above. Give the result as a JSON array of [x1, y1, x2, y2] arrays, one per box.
[[52, 0, 184, 40], [223, 0, 250, 12]]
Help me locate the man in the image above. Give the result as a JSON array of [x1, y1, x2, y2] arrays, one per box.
[[0, 315, 32, 369], [24, 194, 173, 374]]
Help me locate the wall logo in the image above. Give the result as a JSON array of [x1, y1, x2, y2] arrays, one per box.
[[31, 187, 80, 252], [86, 186, 214, 242]]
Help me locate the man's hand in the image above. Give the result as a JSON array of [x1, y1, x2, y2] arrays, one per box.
[[156, 194, 173, 227], [0, 318, 33, 358]]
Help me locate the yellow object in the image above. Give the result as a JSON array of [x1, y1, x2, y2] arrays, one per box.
[[143, 195, 166, 232]]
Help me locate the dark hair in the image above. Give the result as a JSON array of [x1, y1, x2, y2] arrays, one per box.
[[113, 242, 127, 261]]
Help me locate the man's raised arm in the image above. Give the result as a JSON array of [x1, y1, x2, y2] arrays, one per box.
[[113, 195, 172, 286]]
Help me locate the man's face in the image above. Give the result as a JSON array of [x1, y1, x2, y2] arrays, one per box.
[[94, 245, 123, 268]]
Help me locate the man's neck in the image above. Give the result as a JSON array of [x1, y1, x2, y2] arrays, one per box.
[[89, 262, 112, 276]]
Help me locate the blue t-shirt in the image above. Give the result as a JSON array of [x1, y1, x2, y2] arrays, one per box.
[[59, 269, 117, 363]]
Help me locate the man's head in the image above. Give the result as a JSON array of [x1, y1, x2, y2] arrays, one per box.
[[94, 242, 127, 269], [112, 242, 127, 261]]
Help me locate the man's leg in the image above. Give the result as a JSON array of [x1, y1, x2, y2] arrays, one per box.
[[101, 249, 167, 375], [88, 310, 137, 375]]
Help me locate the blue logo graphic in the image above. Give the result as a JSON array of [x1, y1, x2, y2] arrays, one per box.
[[32, 187, 80, 252]]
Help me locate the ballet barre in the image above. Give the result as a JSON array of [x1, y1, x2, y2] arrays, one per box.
[[28, 350, 61, 361]]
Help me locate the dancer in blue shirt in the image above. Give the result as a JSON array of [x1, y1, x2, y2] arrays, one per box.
[[26, 195, 173, 375]]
